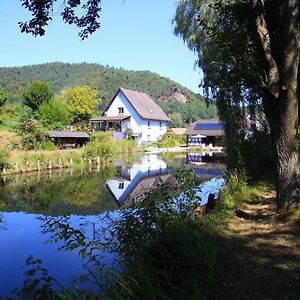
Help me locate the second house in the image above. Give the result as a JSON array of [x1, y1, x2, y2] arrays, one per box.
[[91, 87, 170, 144]]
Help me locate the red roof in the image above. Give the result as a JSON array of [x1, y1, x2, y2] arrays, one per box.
[[105, 87, 171, 122]]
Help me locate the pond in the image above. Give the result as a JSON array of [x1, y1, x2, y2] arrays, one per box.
[[0, 152, 225, 297]]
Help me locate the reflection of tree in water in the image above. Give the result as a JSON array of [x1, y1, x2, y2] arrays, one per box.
[[0, 198, 7, 231], [14, 169, 209, 297], [0, 213, 7, 232], [0, 167, 118, 215]]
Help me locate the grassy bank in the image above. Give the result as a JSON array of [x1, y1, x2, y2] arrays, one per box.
[[0, 132, 140, 175]]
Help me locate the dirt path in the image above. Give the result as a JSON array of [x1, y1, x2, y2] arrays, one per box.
[[221, 188, 300, 300]]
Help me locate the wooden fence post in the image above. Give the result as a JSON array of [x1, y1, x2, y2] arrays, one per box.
[[2, 166, 7, 175], [58, 159, 63, 169]]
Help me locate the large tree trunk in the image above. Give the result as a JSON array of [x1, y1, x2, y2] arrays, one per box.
[[255, 0, 300, 211], [274, 89, 299, 211]]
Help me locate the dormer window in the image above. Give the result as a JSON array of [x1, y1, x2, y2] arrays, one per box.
[[118, 107, 124, 114]]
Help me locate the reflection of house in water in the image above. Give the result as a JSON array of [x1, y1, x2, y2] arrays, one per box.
[[106, 154, 169, 207], [185, 152, 226, 179]]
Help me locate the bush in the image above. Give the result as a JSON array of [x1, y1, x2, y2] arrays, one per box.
[[35, 140, 56, 151], [38, 98, 69, 129], [84, 131, 118, 158], [218, 169, 251, 210]]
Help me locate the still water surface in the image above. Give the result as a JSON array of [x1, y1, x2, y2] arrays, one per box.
[[0, 152, 225, 296]]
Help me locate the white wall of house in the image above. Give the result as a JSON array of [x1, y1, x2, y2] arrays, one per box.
[[105, 91, 168, 144]]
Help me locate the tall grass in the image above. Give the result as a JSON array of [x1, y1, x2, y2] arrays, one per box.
[[1, 131, 140, 174], [106, 214, 224, 300]]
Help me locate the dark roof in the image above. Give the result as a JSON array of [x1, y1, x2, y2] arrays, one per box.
[[49, 131, 89, 138], [185, 119, 224, 137], [104, 87, 171, 122], [91, 115, 131, 122]]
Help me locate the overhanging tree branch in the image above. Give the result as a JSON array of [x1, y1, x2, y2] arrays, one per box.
[[19, 0, 102, 39]]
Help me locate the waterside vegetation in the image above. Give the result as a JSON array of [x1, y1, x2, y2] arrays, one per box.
[[9, 170, 259, 299]]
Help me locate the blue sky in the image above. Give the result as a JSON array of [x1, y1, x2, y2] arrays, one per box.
[[0, 1, 201, 93]]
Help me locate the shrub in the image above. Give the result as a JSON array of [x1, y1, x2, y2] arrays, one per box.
[[218, 169, 251, 210], [35, 140, 56, 151], [38, 98, 69, 129], [84, 131, 117, 158]]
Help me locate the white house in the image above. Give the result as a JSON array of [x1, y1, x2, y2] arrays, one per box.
[[106, 154, 169, 206], [91, 87, 170, 144]]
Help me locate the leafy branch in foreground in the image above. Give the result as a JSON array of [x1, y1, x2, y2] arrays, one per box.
[[19, 0, 102, 39]]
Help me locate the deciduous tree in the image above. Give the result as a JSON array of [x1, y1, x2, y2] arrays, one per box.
[[38, 97, 70, 129], [174, 0, 300, 211], [64, 85, 100, 123], [23, 81, 54, 111]]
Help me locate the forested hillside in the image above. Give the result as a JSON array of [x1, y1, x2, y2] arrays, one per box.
[[0, 62, 217, 125]]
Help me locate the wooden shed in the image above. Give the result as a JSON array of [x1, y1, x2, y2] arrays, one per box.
[[49, 131, 89, 148], [185, 119, 225, 147]]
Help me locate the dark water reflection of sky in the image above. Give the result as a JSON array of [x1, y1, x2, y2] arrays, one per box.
[[0, 152, 225, 296]]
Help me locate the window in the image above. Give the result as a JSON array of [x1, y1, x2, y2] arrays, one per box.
[[148, 121, 151, 128], [159, 121, 162, 129], [118, 107, 124, 114], [118, 182, 124, 189], [147, 134, 151, 142]]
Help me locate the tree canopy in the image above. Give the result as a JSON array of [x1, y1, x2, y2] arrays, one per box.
[[0, 62, 217, 125], [23, 81, 54, 111], [64, 85, 100, 123], [174, 0, 300, 211], [38, 97, 70, 129], [0, 89, 7, 107], [19, 0, 102, 39]]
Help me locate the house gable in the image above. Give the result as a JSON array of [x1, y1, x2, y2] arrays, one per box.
[[104, 88, 170, 122], [92, 87, 169, 144]]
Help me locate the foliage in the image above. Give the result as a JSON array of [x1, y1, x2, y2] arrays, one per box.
[[0, 62, 217, 124], [23, 81, 54, 111], [18, 105, 48, 150], [158, 97, 217, 125], [155, 131, 185, 148], [174, 0, 300, 210], [238, 130, 275, 181], [0, 88, 7, 107], [83, 131, 118, 158], [23, 169, 224, 299], [168, 112, 184, 127], [17, 256, 55, 299], [83, 131, 138, 159], [64, 85, 100, 123], [19, 0, 102, 40], [38, 97, 70, 129], [0, 146, 8, 169], [108, 214, 224, 300], [218, 170, 250, 210], [0, 104, 20, 131]]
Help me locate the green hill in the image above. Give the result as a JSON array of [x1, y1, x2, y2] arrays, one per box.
[[0, 62, 217, 125]]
